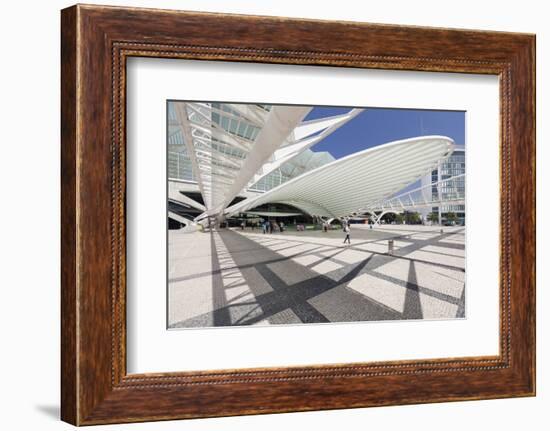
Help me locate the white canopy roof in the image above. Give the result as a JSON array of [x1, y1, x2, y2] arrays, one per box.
[[225, 136, 455, 218], [170, 102, 363, 216]]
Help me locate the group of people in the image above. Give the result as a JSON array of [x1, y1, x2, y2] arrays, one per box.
[[261, 220, 284, 234], [238, 218, 351, 244], [239, 220, 285, 234]]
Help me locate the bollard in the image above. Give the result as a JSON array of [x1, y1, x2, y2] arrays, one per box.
[[388, 239, 394, 255]]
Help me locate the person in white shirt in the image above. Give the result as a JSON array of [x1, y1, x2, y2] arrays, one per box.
[[343, 223, 351, 245]]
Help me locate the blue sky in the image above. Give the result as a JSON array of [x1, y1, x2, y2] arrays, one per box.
[[304, 107, 465, 159]]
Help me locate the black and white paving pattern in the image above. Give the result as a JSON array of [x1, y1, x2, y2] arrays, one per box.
[[168, 225, 465, 328]]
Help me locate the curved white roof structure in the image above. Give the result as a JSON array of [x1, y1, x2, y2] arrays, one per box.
[[169, 102, 363, 216], [225, 136, 455, 218]]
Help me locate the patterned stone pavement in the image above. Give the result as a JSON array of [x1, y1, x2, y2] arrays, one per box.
[[168, 224, 465, 328]]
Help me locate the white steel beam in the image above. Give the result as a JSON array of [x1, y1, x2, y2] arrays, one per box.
[[247, 109, 364, 188], [168, 181, 206, 211], [225, 136, 455, 219], [210, 105, 313, 214], [227, 104, 269, 125], [173, 102, 210, 209]]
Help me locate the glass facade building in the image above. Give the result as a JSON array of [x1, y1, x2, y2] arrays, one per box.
[[168, 102, 335, 194], [428, 146, 465, 222], [168, 103, 197, 182], [167, 103, 262, 183]]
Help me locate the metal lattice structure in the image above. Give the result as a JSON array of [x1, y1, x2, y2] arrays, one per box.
[[361, 173, 465, 223], [168, 102, 363, 218], [224, 136, 455, 219]]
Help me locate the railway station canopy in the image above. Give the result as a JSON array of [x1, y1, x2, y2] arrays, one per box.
[[168, 101, 455, 223]]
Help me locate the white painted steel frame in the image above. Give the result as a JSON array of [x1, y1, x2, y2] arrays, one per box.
[[170, 102, 362, 218], [225, 136, 455, 218], [363, 173, 465, 214]]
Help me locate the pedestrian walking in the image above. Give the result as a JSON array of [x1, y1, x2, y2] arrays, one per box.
[[343, 224, 351, 245], [241, 220, 245, 230], [262, 221, 266, 234], [280, 221, 285, 232]]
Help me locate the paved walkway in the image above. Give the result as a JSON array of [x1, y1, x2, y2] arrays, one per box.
[[168, 225, 465, 328]]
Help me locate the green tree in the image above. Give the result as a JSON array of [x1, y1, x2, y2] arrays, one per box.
[[395, 213, 405, 224], [446, 211, 458, 224], [427, 212, 439, 224], [405, 211, 421, 225], [380, 212, 396, 224]]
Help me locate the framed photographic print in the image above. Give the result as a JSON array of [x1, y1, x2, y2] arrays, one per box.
[[61, 4, 535, 425]]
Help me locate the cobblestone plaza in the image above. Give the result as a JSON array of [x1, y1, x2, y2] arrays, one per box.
[[168, 224, 465, 328], [166, 103, 466, 329]]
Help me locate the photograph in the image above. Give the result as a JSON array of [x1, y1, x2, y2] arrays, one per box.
[[167, 102, 466, 329], [1, 0, 540, 428]]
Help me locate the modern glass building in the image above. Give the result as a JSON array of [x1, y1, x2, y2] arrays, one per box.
[[168, 104, 197, 182], [421, 145, 465, 224], [168, 102, 337, 193]]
